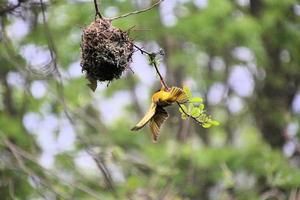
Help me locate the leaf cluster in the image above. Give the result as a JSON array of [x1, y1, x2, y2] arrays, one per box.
[[178, 86, 220, 128]]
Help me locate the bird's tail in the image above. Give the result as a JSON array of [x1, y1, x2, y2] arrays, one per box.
[[169, 87, 189, 104]]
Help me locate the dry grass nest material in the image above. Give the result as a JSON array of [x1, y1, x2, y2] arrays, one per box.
[[81, 18, 134, 90]]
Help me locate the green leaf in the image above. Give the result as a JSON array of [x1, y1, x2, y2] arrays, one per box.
[[183, 86, 192, 98], [199, 104, 205, 111], [191, 107, 201, 117], [190, 97, 203, 103], [211, 120, 220, 126], [202, 123, 212, 128], [181, 113, 188, 120], [148, 53, 157, 66], [188, 103, 194, 113], [126, 176, 140, 192]]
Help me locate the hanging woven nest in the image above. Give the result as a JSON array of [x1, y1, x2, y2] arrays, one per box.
[[80, 18, 134, 91]]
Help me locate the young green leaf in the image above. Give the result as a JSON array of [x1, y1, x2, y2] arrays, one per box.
[[183, 86, 192, 98], [202, 123, 212, 128], [198, 104, 205, 111], [191, 107, 201, 117], [211, 120, 220, 126], [148, 53, 157, 66], [181, 113, 188, 120], [190, 97, 203, 103]]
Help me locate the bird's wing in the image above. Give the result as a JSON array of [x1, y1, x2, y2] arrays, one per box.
[[167, 87, 188, 103], [149, 106, 169, 142], [131, 102, 157, 131]]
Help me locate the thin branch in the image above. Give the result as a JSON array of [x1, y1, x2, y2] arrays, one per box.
[[177, 102, 204, 125], [133, 44, 169, 90], [65, 110, 116, 193], [0, 136, 104, 200], [85, 147, 117, 194], [153, 61, 169, 90], [3, 138, 68, 199], [39, 0, 74, 129], [110, 0, 164, 21], [0, 0, 27, 16], [39, 0, 58, 76], [133, 44, 151, 56], [39, 0, 116, 194], [93, 0, 102, 19]]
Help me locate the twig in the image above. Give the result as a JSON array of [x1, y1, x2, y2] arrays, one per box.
[[93, 0, 102, 19], [0, 0, 28, 16], [153, 61, 169, 90], [85, 146, 117, 194], [133, 44, 169, 90], [3, 138, 68, 199], [110, 0, 164, 21], [133, 44, 151, 56], [39, 0, 74, 131], [63, 110, 116, 193], [64, 109, 116, 194], [0, 136, 104, 200], [40, 1, 66, 85], [39, 0, 116, 194], [176, 102, 203, 125]]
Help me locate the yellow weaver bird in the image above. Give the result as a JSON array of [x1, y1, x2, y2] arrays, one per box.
[[131, 86, 188, 142]]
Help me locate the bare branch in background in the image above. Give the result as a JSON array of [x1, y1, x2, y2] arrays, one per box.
[[39, 0, 59, 77], [39, 0, 74, 124], [110, 0, 164, 20], [0, 134, 104, 200], [85, 147, 117, 194], [39, 0, 117, 194], [3, 138, 68, 199], [0, 0, 28, 16]]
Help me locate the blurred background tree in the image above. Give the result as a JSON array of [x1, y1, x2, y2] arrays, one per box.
[[0, 0, 300, 199]]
